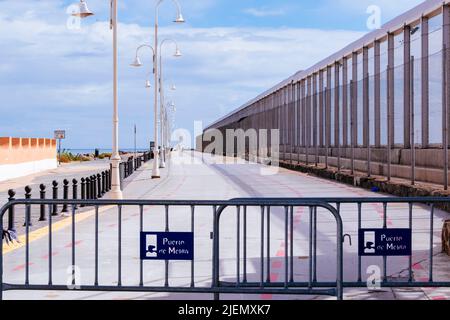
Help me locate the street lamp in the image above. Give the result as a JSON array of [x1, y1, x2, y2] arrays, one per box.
[[159, 39, 182, 168], [75, 0, 94, 18], [152, 0, 185, 177], [72, 0, 122, 199], [131, 42, 182, 170]]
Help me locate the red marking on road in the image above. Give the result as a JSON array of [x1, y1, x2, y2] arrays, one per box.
[[270, 273, 279, 282], [432, 296, 447, 300], [417, 277, 428, 282], [272, 261, 282, 269], [276, 250, 285, 257], [13, 262, 34, 272], [41, 251, 59, 260], [65, 240, 83, 248], [412, 263, 424, 270]]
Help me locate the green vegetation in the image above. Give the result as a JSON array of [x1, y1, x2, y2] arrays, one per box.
[[59, 152, 91, 163], [98, 153, 112, 160]]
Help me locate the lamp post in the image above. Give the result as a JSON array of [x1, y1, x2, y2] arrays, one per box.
[[152, 0, 184, 177], [165, 101, 176, 150], [131, 0, 184, 178], [159, 39, 181, 168], [72, 0, 122, 199], [131, 41, 182, 172]]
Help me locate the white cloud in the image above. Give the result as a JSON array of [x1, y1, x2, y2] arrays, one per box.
[[0, 1, 365, 147], [243, 7, 286, 18]]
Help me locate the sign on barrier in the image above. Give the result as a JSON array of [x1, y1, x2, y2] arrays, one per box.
[[359, 229, 412, 256], [140, 232, 194, 260]]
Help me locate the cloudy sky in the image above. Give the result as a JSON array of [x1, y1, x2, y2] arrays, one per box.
[[0, 0, 424, 149]]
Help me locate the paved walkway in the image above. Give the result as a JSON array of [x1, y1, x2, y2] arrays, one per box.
[[1, 151, 449, 300]]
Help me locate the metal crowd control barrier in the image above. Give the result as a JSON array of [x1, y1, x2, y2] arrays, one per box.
[[0, 198, 343, 300], [247, 197, 450, 291], [1, 197, 449, 300]]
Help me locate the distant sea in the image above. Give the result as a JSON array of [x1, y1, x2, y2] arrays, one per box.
[[65, 148, 148, 155]]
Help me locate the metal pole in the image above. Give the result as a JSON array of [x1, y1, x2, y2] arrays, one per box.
[[134, 124, 137, 160], [387, 64, 392, 181], [350, 80, 354, 175], [152, 2, 162, 179], [159, 53, 166, 169], [411, 56, 416, 185], [110, 0, 123, 198], [58, 138, 61, 166], [444, 45, 449, 190]]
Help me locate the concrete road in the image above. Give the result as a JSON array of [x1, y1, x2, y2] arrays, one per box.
[[2, 151, 450, 300]]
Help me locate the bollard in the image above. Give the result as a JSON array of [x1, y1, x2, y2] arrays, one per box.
[[72, 179, 78, 210], [39, 184, 46, 221], [80, 178, 86, 207], [86, 177, 91, 200], [7, 189, 16, 231], [89, 175, 94, 199], [104, 171, 109, 193], [97, 173, 102, 198], [101, 171, 106, 195], [92, 175, 97, 200], [62, 179, 69, 213], [52, 181, 58, 216], [109, 167, 112, 189], [23, 186, 32, 227]]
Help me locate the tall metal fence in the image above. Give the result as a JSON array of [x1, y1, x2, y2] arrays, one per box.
[[203, 3, 450, 189]]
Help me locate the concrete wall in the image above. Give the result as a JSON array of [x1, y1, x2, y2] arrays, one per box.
[[0, 137, 57, 182]]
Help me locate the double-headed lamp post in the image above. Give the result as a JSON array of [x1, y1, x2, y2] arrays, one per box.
[[131, 42, 181, 169], [73, 0, 123, 199], [159, 39, 181, 168], [130, 0, 184, 178], [153, 0, 184, 177]]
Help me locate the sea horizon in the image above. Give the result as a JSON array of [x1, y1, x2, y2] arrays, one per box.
[[64, 148, 150, 155]]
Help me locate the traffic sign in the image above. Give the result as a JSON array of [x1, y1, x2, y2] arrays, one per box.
[[54, 130, 66, 140], [140, 232, 194, 260]]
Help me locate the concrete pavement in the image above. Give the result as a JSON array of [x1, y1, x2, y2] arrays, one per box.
[[1, 151, 450, 300]]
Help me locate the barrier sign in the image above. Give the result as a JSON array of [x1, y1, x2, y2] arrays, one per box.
[[140, 232, 194, 261], [359, 229, 412, 256]]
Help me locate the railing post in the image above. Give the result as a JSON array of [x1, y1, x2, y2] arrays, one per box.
[[101, 171, 106, 195], [72, 179, 78, 210], [80, 178, 86, 207], [52, 181, 58, 216], [7, 189, 16, 231], [109, 168, 112, 189], [109, 163, 113, 189], [62, 179, 69, 213], [39, 184, 46, 221], [97, 173, 102, 198], [86, 177, 91, 200], [23, 186, 32, 227], [92, 175, 97, 200], [105, 171, 109, 192]]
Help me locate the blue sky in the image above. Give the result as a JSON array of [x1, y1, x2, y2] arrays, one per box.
[[0, 0, 424, 149]]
